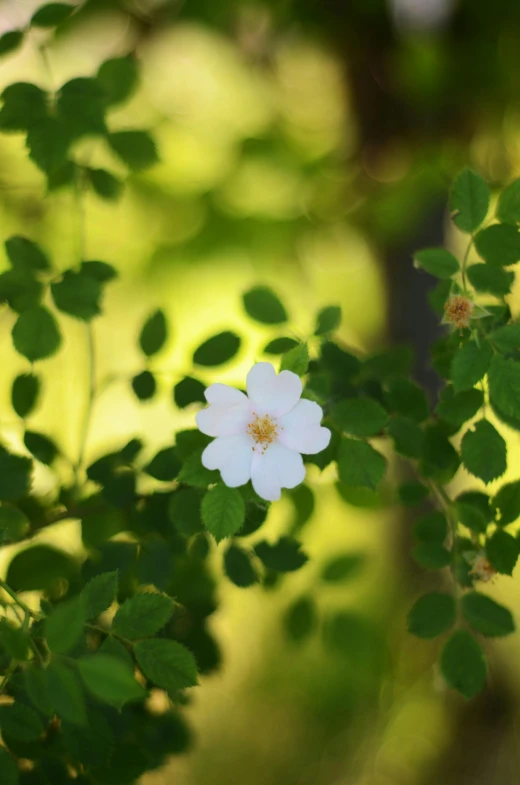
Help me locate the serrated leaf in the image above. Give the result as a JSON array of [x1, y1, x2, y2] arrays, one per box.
[[493, 480, 520, 526], [436, 386, 483, 428], [224, 544, 259, 587], [193, 331, 241, 366], [44, 660, 87, 725], [0, 446, 32, 501], [414, 248, 459, 278], [0, 83, 48, 132], [51, 269, 102, 321], [174, 376, 206, 408], [337, 438, 386, 490], [0, 269, 43, 313], [314, 305, 341, 335], [413, 511, 447, 543], [280, 343, 308, 376], [450, 168, 489, 233], [82, 571, 118, 619], [11, 373, 40, 418], [108, 130, 158, 170], [489, 324, 520, 354], [131, 370, 156, 401], [201, 484, 245, 542], [486, 529, 519, 575], [0, 619, 29, 660], [0, 703, 43, 741], [177, 448, 219, 487], [456, 502, 488, 534], [77, 654, 146, 705], [407, 592, 456, 639], [461, 419, 506, 484], [488, 355, 520, 422], [5, 236, 50, 273], [497, 178, 520, 224], [467, 263, 514, 296], [440, 630, 487, 698], [254, 537, 308, 572], [45, 595, 86, 654], [12, 305, 61, 361], [0, 30, 23, 57], [26, 117, 71, 174], [451, 339, 492, 392], [139, 309, 167, 356], [461, 591, 515, 637], [412, 542, 451, 569], [134, 638, 198, 693], [384, 378, 429, 422], [97, 55, 138, 106], [474, 223, 520, 267], [243, 286, 287, 324], [57, 77, 107, 138], [24, 431, 58, 465], [24, 668, 54, 717], [331, 397, 387, 437], [31, 3, 76, 27], [112, 592, 173, 639], [81, 260, 117, 283], [144, 446, 181, 481], [387, 415, 424, 458], [87, 168, 123, 201]]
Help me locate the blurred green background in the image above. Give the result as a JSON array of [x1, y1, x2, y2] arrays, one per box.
[[3, 0, 520, 782]]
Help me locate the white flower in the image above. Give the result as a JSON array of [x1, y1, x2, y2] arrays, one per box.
[[196, 362, 331, 502]]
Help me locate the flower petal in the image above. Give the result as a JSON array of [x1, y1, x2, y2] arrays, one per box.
[[205, 383, 248, 406], [251, 441, 305, 501], [246, 362, 302, 418], [196, 401, 251, 437], [202, 434, 254, 487], [278, 399, 331, 454]]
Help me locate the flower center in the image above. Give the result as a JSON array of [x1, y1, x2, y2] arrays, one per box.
[[247, 413, 279, 452]]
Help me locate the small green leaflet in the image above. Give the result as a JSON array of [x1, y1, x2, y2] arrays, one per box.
[[45, 595, 86, 654], [451, 339, 492, 392], [314, 305, 342, 335], [132, 370, 156, 401], [441, 630, 487, 699], [466, 263, 514, 296], [11, 373, 40, 418], [31, 3, 76, 27], [414, 248, 459, 279], [139, 309, 167, 356], [488, 355, 520, 421], [81, 571, 118, 619], [107, 130, 158, 170], [254, 537, 308, 572], [486, 529, 520, 575], [412, 542, 451, 569], [112, 592, 174, 639], [489, 324, 520, 353], [497, 178, 520, 224], [12, 306, 62, 362], [331, 397, 387, 437], [134, 638, 198, 693], [474, 223, 520, 267], [5, 236, 50, 272], [201, 484, 245, 542], [242, 286, 287, 324], [280, 343, 309, 376], [77, 654, 146, 706], [0, 703, 43, 741], [0, 30, 23, 57], [193, 331, 241, 366], [413, 512, 447, 543], [284, 595, 317, 642], [449, 168, 489, 233], [461, 419, 507, 484], [320, 553, 366, 583], [224, 544, 259, 587], [337, 438, 386, 490], [493, 480, 520, 525], [407, 592, 456, 639], [461, 591, 515, 637]]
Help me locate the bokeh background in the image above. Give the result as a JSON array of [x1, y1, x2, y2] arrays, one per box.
[[2, 0, 520, 782]]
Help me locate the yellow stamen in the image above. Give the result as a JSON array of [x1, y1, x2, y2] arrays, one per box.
[[247, 414, 279, 453]]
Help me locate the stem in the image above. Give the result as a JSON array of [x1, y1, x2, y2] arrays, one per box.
[[461, 235, 474, 292], [86, 622, 134, 648], [428, 481, 462, 596], [74, 323, 96, 487]]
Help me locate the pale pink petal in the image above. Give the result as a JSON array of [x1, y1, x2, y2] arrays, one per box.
[[205, 383, 248, 406], [246, 362, 302, 418], [196, 402, 251, 437], [202, 434, 254, 487], [278, 399, 331, 454], [250, 441, 306, 501]]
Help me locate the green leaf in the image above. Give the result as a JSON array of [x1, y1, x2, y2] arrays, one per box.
[[475, 223, 520, 267], [242, 286, 287, 324], [51, 269, 102, 321], [45, 595, 86, 654], [493, 480, 520, 525], [24, 667, 54, 716], [280, 343, 309, 376], [488, 355, 520, 421], [108, 130, 158, 170], [6, 544, 77, 593], [489, 324, 520, 354], [440, 630, 487, 698], [82, 571, 118, 619], [331, 397, 387, 437], [387, 415, 424, 458], [0, 269, 43, 313], [134, 638, 198, 693], [112, 592, 174, 639], [11, 373, 40, 418], [0, 619, 29, 660], [144, 447, 181, 481], [451, 339, 492, 392], [407, 592, 456, 639], [168, 488, 203, 537], [436, 386, 483, 428], [414, 248, 459, 279], [397, 481, 429, 506], [12, 306, 61, 362], [97, 55, 138, 106], [0, 83, 48, 132], [174, 376, 206, 408], [314, 305, 341, 335], [456, 490, 493, 524], [320, 553, 365, 583], [201, 484, 245, 542], [283, 595, 316, 642], [384, 378, 429, 422], [362, 346, 414, 381], [497, 178, 520, 224], [486, 529, 520, 575], [24, 431, 58, 465], [224, 544, 259, 587], [263, 336, 299, 355], [0, 446, 32, 501], [450, 168, 490, 233], [31, 3, 76, 26], [77, 654, 146, 706], [456, 502, 488, 534], [87, 168, 123, 201], [98, 635, 133, 667], [337, 438, 386, 490], [461, 591, 515, 637], [412, 542, 451, 569], [0, 746, 19, 785], [0, 30, 23, 57], [5, 236, 50, 273], [131, 370, 156, 401], [177, 448, 219, 487], [467, 263, 514, 296], [44, 660, 87, 725], [0, 703, 43, 741], [0, 504, 29, 542], [26, 117, 71, 174], [413, 512, 448, 543], [57, 78, 107, 138], [81, 260, 117, 283], [193, 331, 241, 366], [461, 419, 506, 484], [139, 309, 167, 356], [254, 537, 308, 572]]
